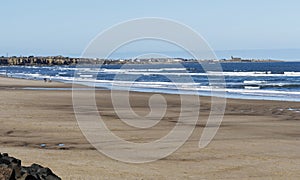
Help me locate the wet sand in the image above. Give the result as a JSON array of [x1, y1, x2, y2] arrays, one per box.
[[0, 77, 300, 179]]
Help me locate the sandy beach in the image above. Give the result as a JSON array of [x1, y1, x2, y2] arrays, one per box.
[[0, 76, 300, 179]]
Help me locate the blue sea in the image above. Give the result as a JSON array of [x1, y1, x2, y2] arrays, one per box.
[[1, 62, 300, 102]]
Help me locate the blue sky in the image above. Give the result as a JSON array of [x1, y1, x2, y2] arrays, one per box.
[[1, 0, 300, 59]]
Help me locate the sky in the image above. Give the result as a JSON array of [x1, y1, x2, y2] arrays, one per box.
[[1, 0, 300, 60]]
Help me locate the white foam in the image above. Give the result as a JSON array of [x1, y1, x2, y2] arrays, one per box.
[[93, 70, 300, 77], [79, 75, 93, 78], [69, 78, 300, 97], [244, 80, 266, 84], [284, 72, 300, 76], [244, 86, 260, 90]]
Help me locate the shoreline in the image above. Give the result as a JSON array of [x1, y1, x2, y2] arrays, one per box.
[[0, 76, 300, 179], [1, 75, 299, 106], [2, 75, 300, 103]]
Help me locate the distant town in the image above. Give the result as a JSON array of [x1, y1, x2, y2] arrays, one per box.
[[0, 55, 281, 66]]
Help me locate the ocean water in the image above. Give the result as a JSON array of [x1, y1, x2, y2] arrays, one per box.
[[1, 62, 300, 102]]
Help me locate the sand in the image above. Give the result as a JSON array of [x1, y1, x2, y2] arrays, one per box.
[[0, 76, 300, 179]]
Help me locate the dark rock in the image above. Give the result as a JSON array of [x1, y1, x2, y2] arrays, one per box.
[[23, 175, 37, 180], [0, 158, 11, 167], [0, 153, 61, 180]]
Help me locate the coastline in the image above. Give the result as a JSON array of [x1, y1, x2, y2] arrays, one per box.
[[2, 61, 300, 103], [0, 76, 300, 179], [3, 74, 300, 102]]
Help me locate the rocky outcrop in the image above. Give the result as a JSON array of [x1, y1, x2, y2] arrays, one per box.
[[0, 56, 78, 66], [0, 152, 61, 180]]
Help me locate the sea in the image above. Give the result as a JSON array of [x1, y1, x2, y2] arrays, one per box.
[[1, 62, 300, 102]]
